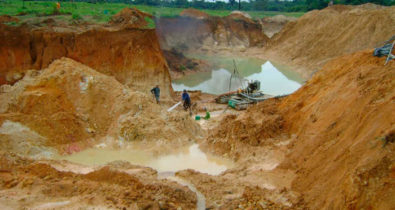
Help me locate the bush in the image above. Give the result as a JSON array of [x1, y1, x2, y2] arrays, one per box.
[[72, 14, 82, 20]]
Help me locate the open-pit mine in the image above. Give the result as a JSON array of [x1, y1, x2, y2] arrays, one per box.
[[0, 3, 394, 210]]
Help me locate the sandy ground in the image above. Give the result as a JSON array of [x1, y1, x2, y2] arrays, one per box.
[[0, 4, 394, 210]]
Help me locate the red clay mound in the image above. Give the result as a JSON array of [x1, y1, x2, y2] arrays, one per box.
[[209, 50, 394, 208], [0, 24, 172, 96], [180, 8, 209, 19], [279, 50, 395, 209], [0, 15, 19, 23], [109, 7, 153, 28], [267, 4, 395, 77]]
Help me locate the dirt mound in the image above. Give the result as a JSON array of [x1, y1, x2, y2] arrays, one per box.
[[207, 50, 394, 208], [267, 4, 395, 76], [277, 50, 394, 209], [261, 15, 297, 38], [0, 24, 172, 95], [180, 8, 209, 19], [156, 14, 269, 52], [109, 7, 153, 29], [0, 154, 196, 209], [163, 48, 210, 78], [205, 98, 287, 158], [228, 11, 254, 24], [0, 15, 19, 23], [0, 58, 201, 155]]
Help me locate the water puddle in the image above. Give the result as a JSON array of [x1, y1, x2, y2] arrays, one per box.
[[53, 144, 232, 175], [172, 55, 304, 95], [34, 201, 71, 209], [53, 143, 229, 210]]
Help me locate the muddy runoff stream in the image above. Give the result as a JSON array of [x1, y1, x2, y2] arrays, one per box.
[[172, 55, 305, 95], [53, 143, 233, 209]]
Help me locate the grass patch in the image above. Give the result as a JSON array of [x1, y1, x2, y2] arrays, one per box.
[[72, 13, 82, 20], [0, 0, 304, 24], [144, 16, 155, 29]]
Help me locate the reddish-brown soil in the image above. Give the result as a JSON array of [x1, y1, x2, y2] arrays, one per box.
[[155, 12, 269, 52], [265, 4, 395, 76], [278, 50, 394, 209], [0, 153, 196, 209], [163, 49, 210, 79], [208, 50, 394, 209], [180, 8, 210, 19], [0, 58, 201, 155], [0, 24, 172, 96], [109, 7, 153, 29], [0, 5, 394, 210], [0, 15, 19, 23], [261, 15, 297, 38]]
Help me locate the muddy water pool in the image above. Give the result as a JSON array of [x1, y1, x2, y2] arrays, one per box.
[[172, 55, 304, 95], [54, 143, 231, 210], [54, 144, 232, 175]]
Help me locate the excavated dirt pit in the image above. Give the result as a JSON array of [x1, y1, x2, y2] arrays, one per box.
[[0, 4, 393, 209], [50, 143, 234, 210], [172, 56, 304, 95]]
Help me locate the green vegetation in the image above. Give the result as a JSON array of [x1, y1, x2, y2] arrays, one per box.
[[179, 65, 186, 71], [144, 16, 155, 29], [72, 13, 82, 20], [0, 0, 304, 24], [0, 0, 392, 25]]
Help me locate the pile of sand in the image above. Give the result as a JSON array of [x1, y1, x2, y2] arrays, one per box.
[[209, 50, 394, 209], [109, 7, 153, 28], [0, 58, 201, 156], [277, 50, 394, 209], [180, 8, 209, 19], [266, 4, 395, 76]]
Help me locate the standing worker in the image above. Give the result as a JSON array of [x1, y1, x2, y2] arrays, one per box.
[[182, 89, 191, 111], [151, 85, 160, 104]]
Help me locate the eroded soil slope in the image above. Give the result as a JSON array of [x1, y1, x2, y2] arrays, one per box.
[[155, 10, 269, 52], [206, 50, 394, 209], [0, 24, 172, 96], [278, 50, 394, 209], [266, 4, 395, 76], [261, 15, 297, 38], [0, 58, 201, 156]]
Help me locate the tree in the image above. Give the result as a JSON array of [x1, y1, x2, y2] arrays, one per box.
[[252, 0, 268, 10]]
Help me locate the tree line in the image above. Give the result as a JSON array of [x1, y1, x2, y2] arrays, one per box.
[[26, 0, 395, 12]]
